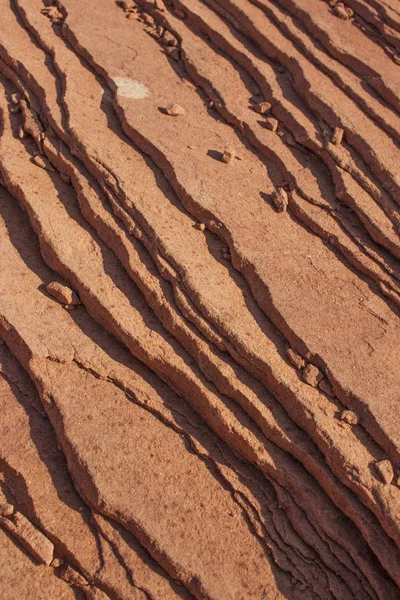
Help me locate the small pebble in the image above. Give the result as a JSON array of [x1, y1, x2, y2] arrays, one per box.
[[0, 503, 14, 517], [332, 2, 352, 19], [141, 13, 155, 27], [11, 93, 20, 105], [166, 47, 180, 61], [41, 5, 63, 23], [319, 378, 335, 397], [340, 410, 358, 426], [271, 187, 288, 213], [120, 0, 135, 10], [165, 103, 185, 117], [174, 9, 186, 18], [253, 101, 272, 114], [221, 147, 235, 164], [286, 348, 305, 370], [374, 459, 394, 485], [303, 363, 324, 387], [154, 0, 166, 11], [163, 30, 178, 47], [195, 222, 205, 231], [331, 127, 344, 145], [46, 281, 81, 306], [52, 557, 65, 568], [265, 117, 278, 132]]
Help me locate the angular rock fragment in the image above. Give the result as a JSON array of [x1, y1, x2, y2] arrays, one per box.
[[165, 103, 185, 116], [165, 46, 180, 60], [154, 0, 166, 12], [319, 378, 335, 397], [253, 101, 272, 114], [195, 222, 205, 231], [302, 364, 324, 387], [340, 410, 358, 426], [0, 503, 14, 517], [265, 116, 278, 131], [174, 9, 186, 19], [271, 187, 288, 212], [141, 13, 155, 27], [374, 460, 394, 485], [221, 146, 235, 164], [20, 100, 45, 146], [51, 557, 65, 568], [332, 2, 353, 20], [45, 281, 81, 306], [286, 347, 305, 370], [10, 93, 20, 105], [163, 30, 178, 47], [118, 0, 135, 11], [41, 5, 63, 23], [331, 127, 344, 145]]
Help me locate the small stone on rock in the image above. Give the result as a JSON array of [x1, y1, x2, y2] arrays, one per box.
[[319, 378, 335, 397], [331, 127, 344, 145], [52, 557, 65, 568], [141, 13, 155, 26], [253, 101, 272, 114], [195, 222, 205, 231], [333, 2, 351, 19], [340, 410, 358, 426], [46, 281, 81, 306], [41, 6, 63, 23], [286, 348, 305, 370], [119, 0, 135, 10], [165, 47, 180, 61], [221, 147, 235, 164], [174, 9, 186, 18], [271, 187, 288, 213], [303, 363, 324, 387], [154, 0, 166, 11], [0, 503, 14, 517], [163, 30, 178, 47], [374, 459, 394, 485], [265, 117, 278, 132], [11, 93, 20, 105], [165, 103, 185, 117]]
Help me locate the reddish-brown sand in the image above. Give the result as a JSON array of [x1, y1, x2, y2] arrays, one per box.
[[0, 0, 399, 597]]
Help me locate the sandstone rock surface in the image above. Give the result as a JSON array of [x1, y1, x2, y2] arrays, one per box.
[[0, 0, 399, 597]]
